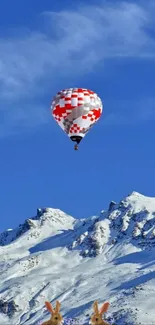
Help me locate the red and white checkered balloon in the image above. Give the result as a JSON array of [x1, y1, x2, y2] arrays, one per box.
[[51, 88, 103, 144]]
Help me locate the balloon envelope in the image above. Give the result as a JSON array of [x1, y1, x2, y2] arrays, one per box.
[[51, 88, 103, 144]]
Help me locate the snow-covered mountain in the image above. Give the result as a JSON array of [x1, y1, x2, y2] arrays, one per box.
[[0, 191, 155, 325]]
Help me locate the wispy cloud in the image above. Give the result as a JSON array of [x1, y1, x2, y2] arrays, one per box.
[[0, 0, 155, 136]]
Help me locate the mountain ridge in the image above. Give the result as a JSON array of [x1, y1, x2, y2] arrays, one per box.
[[0, 191, 155, 325]]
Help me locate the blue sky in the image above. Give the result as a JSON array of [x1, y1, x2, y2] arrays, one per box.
[[0, 0, 155, 233]]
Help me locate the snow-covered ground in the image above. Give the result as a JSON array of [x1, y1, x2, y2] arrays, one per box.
[[0, 191, 155, 325]]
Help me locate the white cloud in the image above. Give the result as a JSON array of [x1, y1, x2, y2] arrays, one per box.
[[0, 0, 155, 136]]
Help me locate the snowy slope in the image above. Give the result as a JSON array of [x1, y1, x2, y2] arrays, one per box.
[[0, 192, 155, 325]]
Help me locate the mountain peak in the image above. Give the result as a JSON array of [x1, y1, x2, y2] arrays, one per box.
[[125, 190, 155, 201], [121, 191, 155, 212], [105, 191, 155, 245], [0, 207, 75, 246]]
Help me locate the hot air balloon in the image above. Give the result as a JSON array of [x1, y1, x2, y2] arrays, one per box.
[[51, 88, 103, 150]]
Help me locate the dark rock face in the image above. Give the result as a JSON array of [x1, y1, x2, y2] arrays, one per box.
[[0, 299, 18, 317], [108, 201, 117, 212]]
